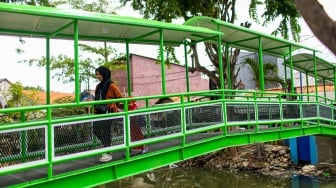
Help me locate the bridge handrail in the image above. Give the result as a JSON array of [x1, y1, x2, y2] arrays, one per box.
[[0, 90, 335, 186]]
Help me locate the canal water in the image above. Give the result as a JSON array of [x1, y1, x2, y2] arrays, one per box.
[[97, 166, 336, 188]]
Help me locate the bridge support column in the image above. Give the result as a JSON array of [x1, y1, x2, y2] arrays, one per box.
[[289, 136, 318, 165], [289, 138, 298, 165], [309, 136, 318, 165]]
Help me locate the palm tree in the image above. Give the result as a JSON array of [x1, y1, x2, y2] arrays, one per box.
[[243, 57, 285, 90], [243, 57, 284, 160]]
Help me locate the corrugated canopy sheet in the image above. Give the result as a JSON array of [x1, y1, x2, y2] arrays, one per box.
[[184, 17, 336, 83], [0, 3, 222, 45], [183, 16, 315, 57], [285, 53, 336, 83]]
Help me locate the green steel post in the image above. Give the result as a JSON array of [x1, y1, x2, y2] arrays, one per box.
[[258, 37, 265, 91], [124, 101, 131, 158], [125, 41, 131, 97], [45, 37, 52, 179], [313, 51, 318, 101], [20, 110, 27, 162], [283, 56, 287, 82], [217, 34, 226, 135], [104, 41, 108, 66], [289, 45, 294, 94], [47, 107, 53, 179], [184, 41, 190, 101], [181, 96, 187, 146], [46, 38, 50, 105], [225, 43, 230, 90], [218, 38, 224, 94], [323, 79, 326, 103], [159, 29, 166, 95], [74, 20, 80, 103]]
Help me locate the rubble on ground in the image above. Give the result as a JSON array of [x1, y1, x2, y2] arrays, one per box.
[[178, 144, 336, 180]]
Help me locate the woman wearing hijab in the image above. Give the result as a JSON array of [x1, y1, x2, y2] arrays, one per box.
[[93, 66, 123, 162]]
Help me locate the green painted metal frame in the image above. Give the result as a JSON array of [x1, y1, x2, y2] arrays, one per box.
[[0, 3, 336, 188], [10, 125, 334, 188]]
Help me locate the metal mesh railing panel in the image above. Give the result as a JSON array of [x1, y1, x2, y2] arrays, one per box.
[[282, 103, 300, 119], [143, 108, 182, 138], [54, 116, 124, 157], [302, 104, 317, 118], [185, 103, 223, 130], [0, 127, 46, 169], [226, 103, 255, 122], [319, 104, 332, 120], [257, 104, 280, 121]]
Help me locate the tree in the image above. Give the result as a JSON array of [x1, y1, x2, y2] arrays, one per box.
[[293, 0, 336, 55], [0, 0, 53, 6], [119, 0, 302, 90], [18, 43, 124, 91], [6, 0, 122, 91], [6, 82, 24, 108], [249, 0, 301, 42], [243, 57, 284, 90]]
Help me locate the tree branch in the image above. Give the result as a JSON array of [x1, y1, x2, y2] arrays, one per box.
[[294, 0, 336, 55]]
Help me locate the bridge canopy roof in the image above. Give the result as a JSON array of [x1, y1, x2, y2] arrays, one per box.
[[285, 53, 336, 83], [0, 3, 221, 45], [183, 16, 315, 57], [184, 16, 335, 84]]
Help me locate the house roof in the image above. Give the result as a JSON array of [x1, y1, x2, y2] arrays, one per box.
[[23, 90, 74, 104], [0, 78, 11, 84]]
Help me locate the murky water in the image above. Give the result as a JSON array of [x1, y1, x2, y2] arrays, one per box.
[[97, 167, 336, 188]]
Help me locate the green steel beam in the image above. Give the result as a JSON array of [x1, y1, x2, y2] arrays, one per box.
[[11, 125, 335, 188]]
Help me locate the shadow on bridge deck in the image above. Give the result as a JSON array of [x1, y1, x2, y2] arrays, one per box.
[[0, 132, 222, 187]]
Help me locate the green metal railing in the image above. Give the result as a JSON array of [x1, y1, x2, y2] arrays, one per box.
[[0, 90, 335, 187]]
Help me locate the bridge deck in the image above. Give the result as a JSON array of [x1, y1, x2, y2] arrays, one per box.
[[0, 132, 221, 187]]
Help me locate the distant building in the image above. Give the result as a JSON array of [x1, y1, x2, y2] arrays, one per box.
[[111, 54, 209, 106], [0, 78, 11, 108], [236, 52, 284, 90]]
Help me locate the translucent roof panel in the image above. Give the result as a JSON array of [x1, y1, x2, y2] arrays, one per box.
[[0, 3, 222, 45], [285, 53, 336, 83], [183, 16, 315, 57]]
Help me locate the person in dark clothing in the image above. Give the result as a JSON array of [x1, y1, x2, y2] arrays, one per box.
[[93, 66, 123, 162]]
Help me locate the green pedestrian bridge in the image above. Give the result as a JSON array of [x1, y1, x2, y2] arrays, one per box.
[[0, 3, 335, 188]]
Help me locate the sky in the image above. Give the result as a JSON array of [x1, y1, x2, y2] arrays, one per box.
[[0, 0, 335, 93]]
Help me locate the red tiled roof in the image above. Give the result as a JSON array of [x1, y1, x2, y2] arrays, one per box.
[[23, 90, 74, 104]]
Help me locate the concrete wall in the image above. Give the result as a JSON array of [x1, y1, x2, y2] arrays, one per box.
[[316, 136, 336, 162]]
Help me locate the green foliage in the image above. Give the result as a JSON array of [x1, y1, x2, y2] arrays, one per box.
[[249, 0, 263, 24], [249, 0, 301, 42], [23, 85, 44, 91], [1, 0, 54, 6], [155, 46, 180, 67], [18, 42, 125, 90], [52, 96, 88, 117], [58, 0, 117, 14], [243, 57, 284, 89], [6, 82, 24, 108], [120, 0, 302, 90]]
